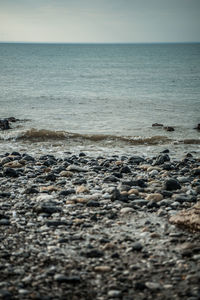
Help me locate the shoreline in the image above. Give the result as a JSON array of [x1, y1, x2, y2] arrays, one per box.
[[0, 149, 200, 299]]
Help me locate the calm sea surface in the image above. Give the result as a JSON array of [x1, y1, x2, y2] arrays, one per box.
[[0, 43, 200, 157]]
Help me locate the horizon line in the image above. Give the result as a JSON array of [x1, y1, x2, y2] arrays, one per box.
[[0, 41, 200, 45]]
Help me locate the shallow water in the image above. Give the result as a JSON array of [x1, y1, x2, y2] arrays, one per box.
[[0, 43, 199, 157]]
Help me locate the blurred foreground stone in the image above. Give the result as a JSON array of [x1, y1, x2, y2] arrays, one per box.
[[169, 202, 200, 231]]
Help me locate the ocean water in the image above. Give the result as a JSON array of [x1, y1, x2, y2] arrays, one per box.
[[0, 43, 200, 158]]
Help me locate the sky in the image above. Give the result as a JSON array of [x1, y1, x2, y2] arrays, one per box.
[[0, 0, 200, 43]]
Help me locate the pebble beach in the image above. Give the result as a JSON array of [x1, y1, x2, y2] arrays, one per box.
[[0, 150, 200, 300]]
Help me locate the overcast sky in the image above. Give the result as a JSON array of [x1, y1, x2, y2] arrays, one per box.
[[0, 0, 199, 43]]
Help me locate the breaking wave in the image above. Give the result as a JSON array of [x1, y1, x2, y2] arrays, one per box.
[[0, 128, 199, 146]]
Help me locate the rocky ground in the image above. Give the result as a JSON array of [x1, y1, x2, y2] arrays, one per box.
[[0, 150, 200, 300]]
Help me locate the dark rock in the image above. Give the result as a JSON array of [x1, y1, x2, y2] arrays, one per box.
[[0, 289, 13, 299], [0, 119, 11, 130], [132, 242, 143, 251], [54, 274, 81, 284], [193, 168, 200, 176], [45, 173, 57, 181], [120, 166, 131, 174], [103, 175, 119, 183], [112, 172, 123, 178], [22, 154, 35, 162], [3, 168, 19, 177], [24, 187, 39, 194], [111, 188, 121, 201], [164, 178, 181, 191], [87, 200, 100, 207], [153, 154, 170, 165], [164, 126, 175, 131], [152, 123, 163, 127], [79, 152, 86, 157], [194, 123, 200, 130], [163, 163, 174, 170], [59, 189, 76, 196], [0, 192, 11, 198], [0, 219, 10, 226], [84, 249, 104, 258], [128, 156, 145, 164], [46, 220, 69, 227], [135, 282, 146, 291], [161, 149, 170, 153], [132, 199, 148, 206], [137, 179, 147, 188], [34, 204, 62, 215], [73, 178, 87, 185]]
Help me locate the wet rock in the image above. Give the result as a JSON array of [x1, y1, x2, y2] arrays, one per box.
[[164, 178, 181, 191], [152, 123, 163, 127], [0, 119, 11, 130], [194, 123, 200, 130], [164, 126, 175, 131], [169, 201, 200, 231], [153, 154, 170, 165]]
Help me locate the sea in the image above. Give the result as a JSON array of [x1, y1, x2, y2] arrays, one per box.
[[0, 43, 200, 159]]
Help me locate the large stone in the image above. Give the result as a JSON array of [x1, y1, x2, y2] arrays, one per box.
[[169, 201, 200, 231], [164, 178, 181, 191]]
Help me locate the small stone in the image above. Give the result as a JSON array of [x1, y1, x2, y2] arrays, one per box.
[[59, 170, 73, 177], [4, 161, 23, 168], [128, 188, 139, 195], [40, 186, 59, 192], [132, 242, 143, 251], [76, 185, 89, 194], [146, 193, 163, 202], [108, 290, 122, 298], [0, 219, 10, 226], [84, 249, 104, 258], [67, 165, 88, 172], [86, 200, 100, 207], [120, 207, 134, 214], [94, 266, 111, 272], [145, 282, 161, 290], [54, 274, 81, 284]]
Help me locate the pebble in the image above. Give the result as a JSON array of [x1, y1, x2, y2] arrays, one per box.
[[0, 150, 199, 300], [146, 193, 163, 202]]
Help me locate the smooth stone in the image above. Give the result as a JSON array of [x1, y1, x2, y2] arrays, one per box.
[[145, 282, 161, 290], [59, 170, 73, 177], [132, 242, 143, 251], [164, 178, 181, 191], [108, 290, 122, 298], [146, 193, 163, 202], [94, 266, 111, 272], [120, 207, 134, 214], [67, 165, 88, 172]]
